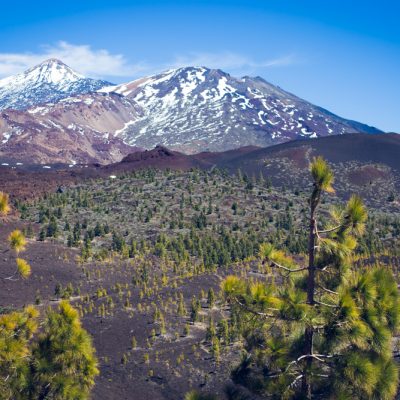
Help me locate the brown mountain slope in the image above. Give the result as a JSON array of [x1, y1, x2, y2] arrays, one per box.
[[210, 133, 400, 208], [0, 93, 142, 164], [108, 133, 400, 208], [105, 145, 211, 172], [1, 134, 399, 209], [213, 133, 400, 176]]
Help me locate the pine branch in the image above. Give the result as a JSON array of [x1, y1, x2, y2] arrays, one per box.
[[267, 259, 308, 274], [317, 225, 341, 234], [314, 300, 338, 308], [287, 374, 303, 390], [285, 353, 335, 373], [318, 285, 338, 295], [231, 297, 276, 318]]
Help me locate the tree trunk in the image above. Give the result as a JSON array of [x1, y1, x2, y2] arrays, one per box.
[[302, 200, 317, 398], [307, 214, 316, 305], [302, 327, 314, 399]]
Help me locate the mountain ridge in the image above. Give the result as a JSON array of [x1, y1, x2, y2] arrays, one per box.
[[0, 60, 385, 164]]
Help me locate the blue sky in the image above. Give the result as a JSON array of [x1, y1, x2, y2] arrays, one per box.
[[1, 0, 399, 132]]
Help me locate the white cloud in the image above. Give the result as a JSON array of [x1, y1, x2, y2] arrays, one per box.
[[0, 42, 297, 81], [0, 41, 148, 79], [168, 52, 296, 75]]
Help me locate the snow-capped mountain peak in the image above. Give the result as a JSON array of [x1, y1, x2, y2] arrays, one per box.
[[23, 58, 84, 86], [0, 59, 112, 111], [98, 66, 381, 153], [0, 59, 83, 89]]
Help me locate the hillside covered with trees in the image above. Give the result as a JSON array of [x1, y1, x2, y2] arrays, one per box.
[[1, 161, 399, 399]]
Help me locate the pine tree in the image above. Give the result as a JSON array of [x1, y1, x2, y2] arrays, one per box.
[[211, 337, 221, 364], [207, 288, 215, 308], [222, 157, 400, 399], [1, 192, 98, 399], [206, 317, 216, 342], [177, 293, 187, 316], [39, 228, 46, 242], [0, 192, 35, 399], [190, 296, 201, 323], [0, 192, 10, 216], [0, 306, 39, 400], [217, 318, 230, 345], [258, 170, 265, 185], [30, 301, 99, 399], [46, 215, 58, 238], [1, 193, 31, 280]]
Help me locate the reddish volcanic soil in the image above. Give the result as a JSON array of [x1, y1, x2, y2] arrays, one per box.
[[0, 218, 238, 399], [347, 165, 389, 186]]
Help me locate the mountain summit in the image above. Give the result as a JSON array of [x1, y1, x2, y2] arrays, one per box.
[[100, 66, 382, 153], [0, 59, 112, 110], [21, 58, 85, 85]]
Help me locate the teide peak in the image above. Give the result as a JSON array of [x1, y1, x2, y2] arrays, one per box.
[[0, 58, 112, 111]]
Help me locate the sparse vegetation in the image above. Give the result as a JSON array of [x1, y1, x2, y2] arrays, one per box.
[[0, 164, 399, 399]]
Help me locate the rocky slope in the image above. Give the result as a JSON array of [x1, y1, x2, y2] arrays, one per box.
[[0, 92, 143, 164]]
